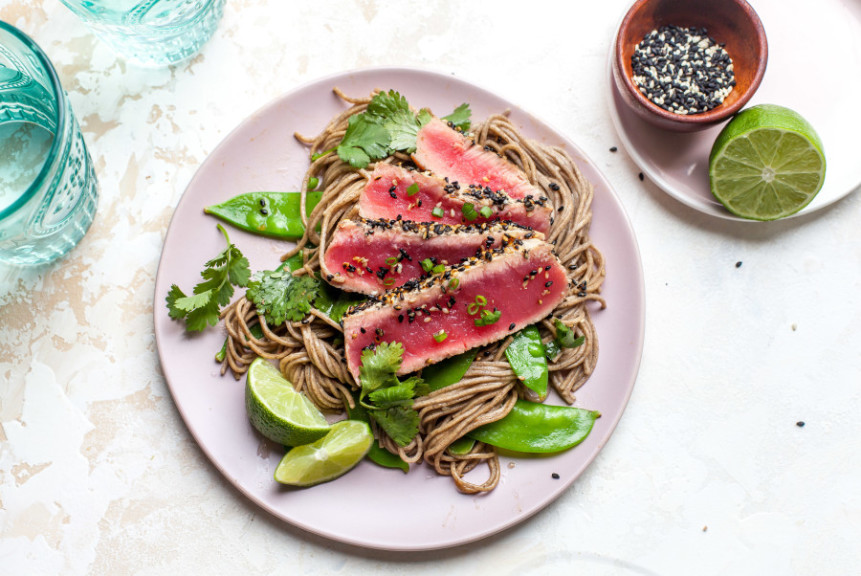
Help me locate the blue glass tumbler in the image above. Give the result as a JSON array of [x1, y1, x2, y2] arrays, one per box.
[[59, 0, 226, 67], [0, 22, 99, 266]]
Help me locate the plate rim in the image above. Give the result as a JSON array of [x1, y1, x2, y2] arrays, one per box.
[[153, 64, 646, 551]]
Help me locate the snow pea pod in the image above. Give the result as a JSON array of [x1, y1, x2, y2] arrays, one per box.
[[467, 400, 600, 453], [204, 191, 323, 240], [505, 325, 548, 400], [422, 351, 475, 392]]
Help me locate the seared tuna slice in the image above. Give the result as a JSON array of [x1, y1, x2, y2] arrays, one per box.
[[322, 218, 538, 296], [360, 163, 552, 233], [342, 238, 567, 381], [413, 117, 543, 200]]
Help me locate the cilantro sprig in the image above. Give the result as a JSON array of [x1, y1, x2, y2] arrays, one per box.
[[359, 342, 429, 446], [246, 268, 321, 325], [245, 253, 365, 326], [166, 224, 251, 332], [334, 90, 471, 169]]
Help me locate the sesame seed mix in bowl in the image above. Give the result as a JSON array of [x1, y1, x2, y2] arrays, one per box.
[[632, 25, 736, 115]]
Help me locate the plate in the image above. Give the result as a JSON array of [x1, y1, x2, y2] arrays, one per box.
[[607, 0, 861, 220], [153, 67, 645, 551]]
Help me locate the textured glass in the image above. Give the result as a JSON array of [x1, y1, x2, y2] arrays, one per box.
[[60, 0, 226, 67], [0, 23, 99, 266]]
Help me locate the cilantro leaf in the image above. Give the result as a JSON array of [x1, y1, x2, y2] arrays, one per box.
[[367, 376, 424, 409], [443, 103, 472, 131], [337, 114, 391, 168], [358, 342, 427, 447], [336, 91, 473, 169], [366, 89, 411, 117], [166, 284, 188, 320], [359, 341, 403, 395], [371, 406, 420, 447], [165, 224, 250, 332], [246, 269, 321, 326]]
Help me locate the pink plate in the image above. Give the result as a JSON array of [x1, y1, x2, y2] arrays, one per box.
[[607, 0, 861, 221], [153, 67, 645, 551]]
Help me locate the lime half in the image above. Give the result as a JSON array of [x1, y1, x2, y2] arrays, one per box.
[[709, 104, 826, 220], [245, 357, 330, 447], [274, 420, 373, 487]]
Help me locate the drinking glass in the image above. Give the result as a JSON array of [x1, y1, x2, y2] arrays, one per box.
[[59, 0, 226, 67], [0, 22, 99, 266]]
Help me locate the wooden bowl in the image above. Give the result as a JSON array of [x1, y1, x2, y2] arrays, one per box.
[[612, 0, 768, 132]]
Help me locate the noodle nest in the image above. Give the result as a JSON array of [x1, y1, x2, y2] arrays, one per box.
[[219, 88, 606, 493]]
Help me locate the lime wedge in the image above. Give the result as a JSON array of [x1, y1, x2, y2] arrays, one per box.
[[274, 420, 373, 486], [709, 104, 826, 220], [245, 357, 330, 447]]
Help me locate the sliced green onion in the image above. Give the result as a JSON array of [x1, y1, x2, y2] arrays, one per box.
[[311, 148, 334, 161], [467, 302, 479, 316], [385, 256, 399, 266], [406, 182, 419, 197], [461, 203, 478, 221], [479, 205, 493, 218], [431, 206, 444, 218], [420, 258, 434, 273], [432, 264, 445, 275], [383, 277, 396, 287], [544, 339, 561, 360], [474, 308, 501, 327], [475, 294, 487, 306], [433, 330, 448, 343], [448, 277, 460, 290], [554, 319, 585, 348]]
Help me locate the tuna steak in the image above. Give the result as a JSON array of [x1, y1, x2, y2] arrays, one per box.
[[322, 218, 539, 296], [413, 117, 542, 200], [342, 238, 568, 381], [360, 163, 552, 233]]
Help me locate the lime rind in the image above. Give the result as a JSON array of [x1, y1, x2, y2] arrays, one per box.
[[709, 105, 826, 221], [274, 420, 373, 487], [246, 358, 330, 447]]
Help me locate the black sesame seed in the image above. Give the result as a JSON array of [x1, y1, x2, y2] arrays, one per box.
[[735, 261, 743, 268], [610, 146, 618, 152], [508, 323, 515, 330], [260, 208, 269, 215], [551, 473, 560, 480], [796, 421, 805, 427], [259, 198, 267, 206], [638, 172, 644, 181]]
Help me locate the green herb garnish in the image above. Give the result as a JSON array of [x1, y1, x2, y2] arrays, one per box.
[[246, 268, 321, 326], [433, 330, 448, 343], [166, 224, 251, 332], [406, 182, 419, 197], [479, 206, 493, 219], [431, 206, 444, 218], [336, 90, 471, 169], [359, 342, 429, 446]]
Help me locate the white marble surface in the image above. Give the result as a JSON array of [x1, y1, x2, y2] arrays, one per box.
[[1, 1, 860, 574]]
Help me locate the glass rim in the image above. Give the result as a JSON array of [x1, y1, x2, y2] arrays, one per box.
[[0, 21, 68, 222]]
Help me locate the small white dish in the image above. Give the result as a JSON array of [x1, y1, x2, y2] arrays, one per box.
[[607, 0, 861, 221]]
